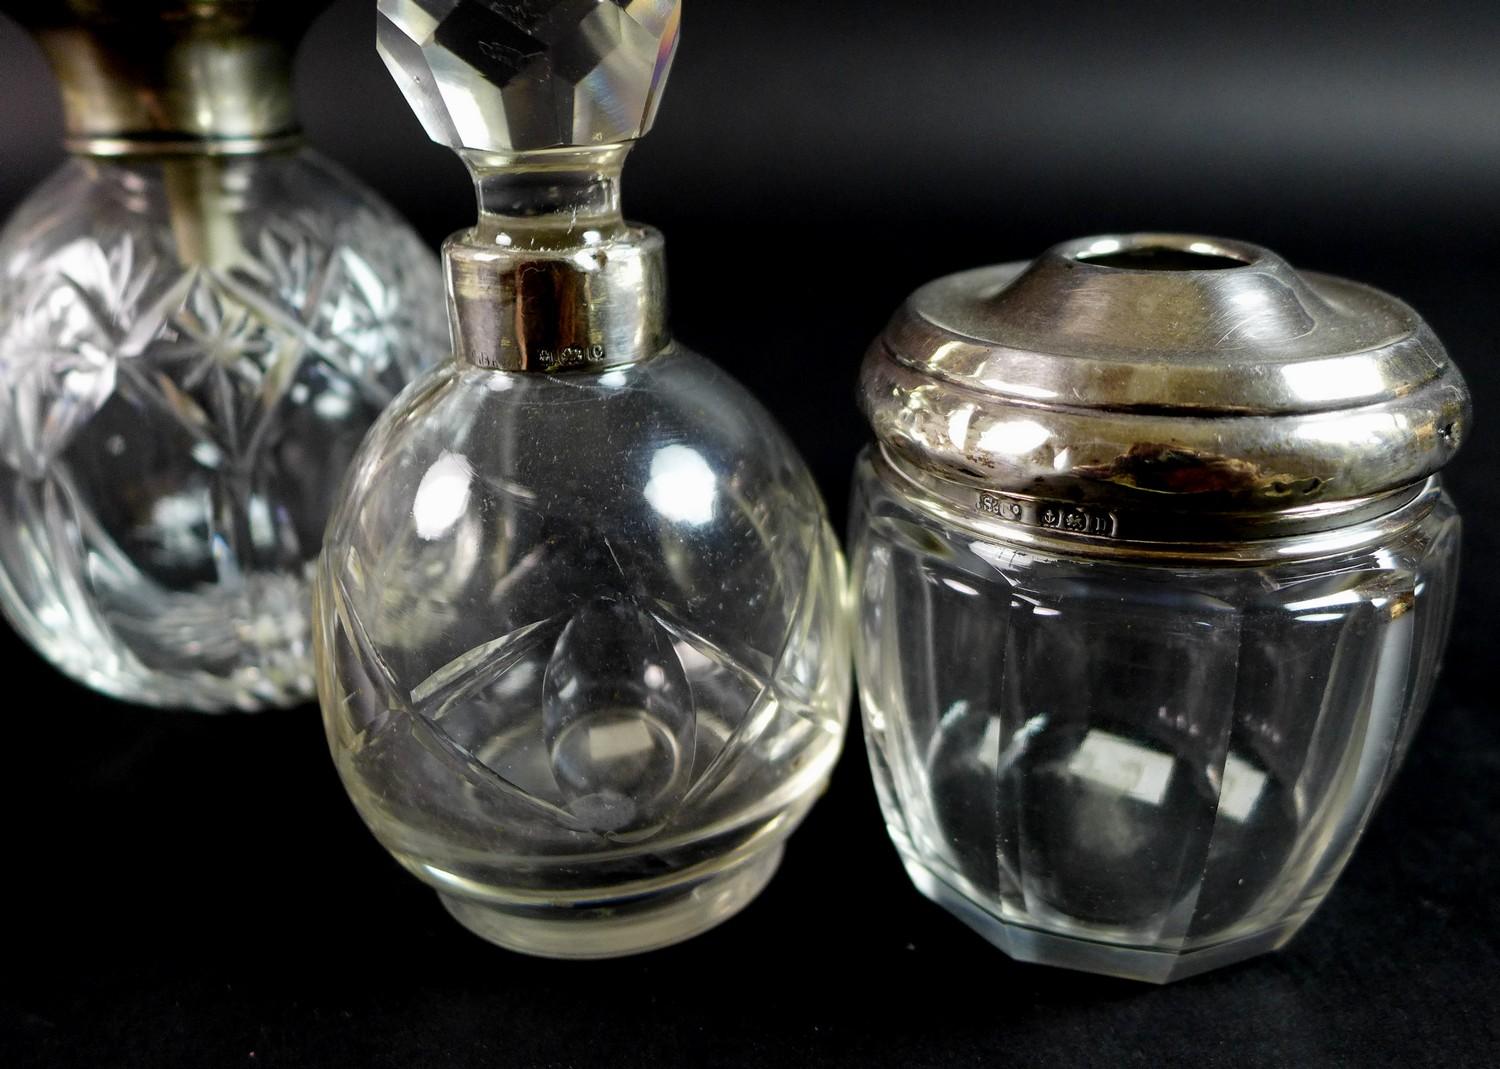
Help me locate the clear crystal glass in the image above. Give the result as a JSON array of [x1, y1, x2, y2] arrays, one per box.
[[0, 151, 445, 711], [851, 447, 1461, 982], [316, 351, 850, 958]]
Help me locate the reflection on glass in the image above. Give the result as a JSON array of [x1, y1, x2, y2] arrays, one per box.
[[644, 444, 717, 526], [413, 452, 473, 541]]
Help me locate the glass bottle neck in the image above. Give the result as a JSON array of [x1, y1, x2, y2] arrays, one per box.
[[463, 147, 632, 250]]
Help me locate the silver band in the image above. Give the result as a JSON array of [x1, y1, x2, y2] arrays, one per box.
[[65, 131, 304, 158], [878, 446, 1436, 562], [444, 226, 669, 374]]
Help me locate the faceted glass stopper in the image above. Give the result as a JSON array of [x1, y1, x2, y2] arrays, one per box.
[[377, 0, 681, 153]]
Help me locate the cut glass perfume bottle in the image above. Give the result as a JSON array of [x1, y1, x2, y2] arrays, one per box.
[[0, 2, 446, 711], [315, 0, 850, 958], [852, 235, 1468, 981]]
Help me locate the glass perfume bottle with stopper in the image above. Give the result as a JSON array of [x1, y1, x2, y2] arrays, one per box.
[[315, 0, 850, 958], [852, 234, 1467, 982], [0, 1, 445, 711]]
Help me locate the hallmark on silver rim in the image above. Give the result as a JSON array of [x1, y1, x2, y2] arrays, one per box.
[[978, 491, 1118, 538], [538, 344, 607, 371]]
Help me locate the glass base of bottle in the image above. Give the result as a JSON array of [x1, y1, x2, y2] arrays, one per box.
[[0, 568, 315, 713], [435, 845, 784, 959], [29, 650, 314, 714], [903, 857, 1308, 984]]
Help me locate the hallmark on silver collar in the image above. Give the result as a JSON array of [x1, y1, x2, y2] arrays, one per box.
[[538, 344, 607, 372], [978, 491, 1117, 538]]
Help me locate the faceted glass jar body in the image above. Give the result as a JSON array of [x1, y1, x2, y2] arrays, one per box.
[[316, 349, 850, 958], [0, 152, 445, 710], [851, 448, 1461, 982]]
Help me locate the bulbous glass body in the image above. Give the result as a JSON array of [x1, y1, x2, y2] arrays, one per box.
[[316, 348, 850, 957], [852, 448, 1461, 982], [0, 151, 445, 710]]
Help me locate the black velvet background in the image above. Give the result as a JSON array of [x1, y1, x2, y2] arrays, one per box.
[[0, 1, 1497, 1065]]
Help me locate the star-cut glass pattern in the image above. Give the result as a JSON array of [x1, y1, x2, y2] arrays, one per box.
[[0, 153, 444, 710]]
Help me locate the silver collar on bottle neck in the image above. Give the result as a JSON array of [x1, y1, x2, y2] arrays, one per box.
[[23, 0, 313, 158], [444, 225, 669, 374]]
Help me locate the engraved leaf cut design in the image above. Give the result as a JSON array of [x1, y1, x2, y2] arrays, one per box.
[[543, 595, 695, 839], [369, 505, 840, 843], [391, 566, 833, 843], [394, 595, 700, 840]]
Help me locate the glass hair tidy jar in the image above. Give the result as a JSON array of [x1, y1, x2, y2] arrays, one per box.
[[851, 234, 1468, 982]]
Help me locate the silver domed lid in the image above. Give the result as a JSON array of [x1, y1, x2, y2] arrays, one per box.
[[861, 233, 1470, 541], [377, 0, 680, 154]]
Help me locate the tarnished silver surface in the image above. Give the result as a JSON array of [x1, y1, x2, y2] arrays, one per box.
[[861, 233, 1470, 541], [377, 0, 680, 154], [16, 1, 314, 155], [877, 449, 1434, 563]]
